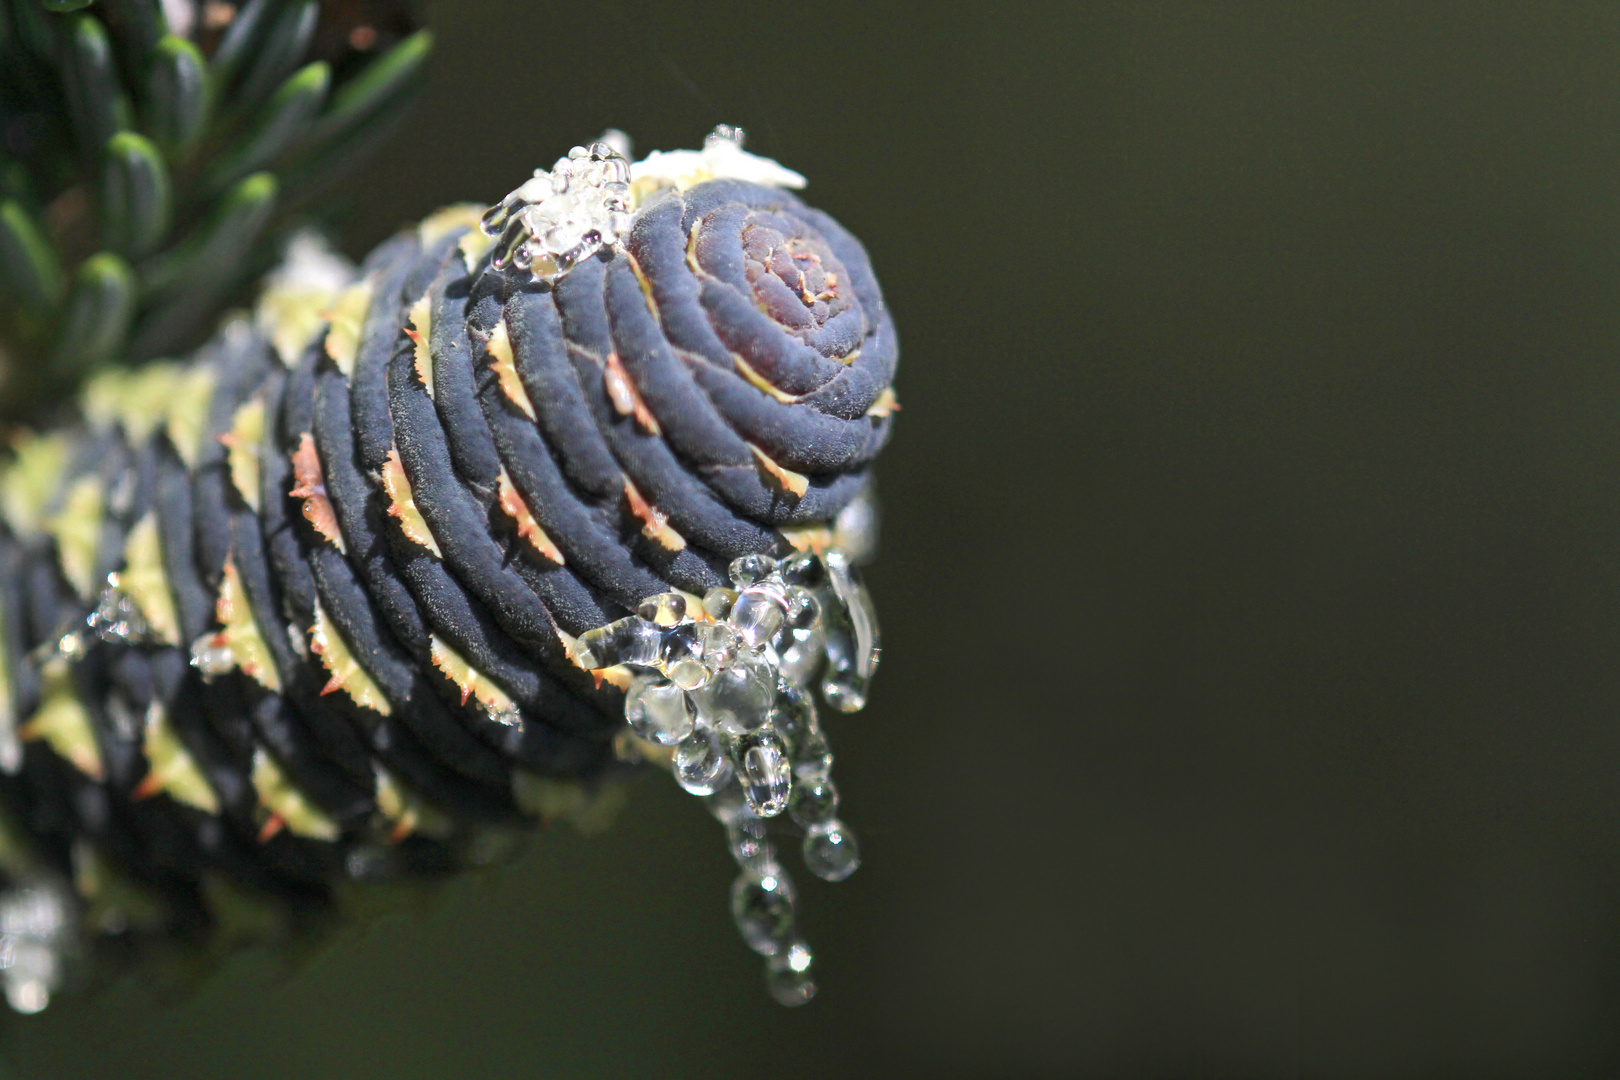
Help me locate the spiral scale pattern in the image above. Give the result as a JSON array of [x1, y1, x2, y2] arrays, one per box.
[[0, 143, 896, 1011]]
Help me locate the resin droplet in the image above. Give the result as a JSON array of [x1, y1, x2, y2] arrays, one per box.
[[730, 582, 787, 650], [708, 123, 746, 149], [624, 674, 695, 746], [697, 622, 739, 671], [702, 586, 737, 621], [483, 142, 631, 283], [820, 625, 865, 713], [693, 653, 774, 736], [575, 616, 661, 669], [660, 623, 708, 690], [765, 941, 817, 1007], [788, 777, 838, 829], [784, 587, 820, 631], [793, 726, 834, 782], [0, 882, 70, 1016], [739, 729, 792, 817], [802, 820, 861, 882], [728, 553, 776, 587], [188, 634, 234, 678], [832, 487, 880, 564], [636, 591, 686, 627], [726, 817, 776, 876], [705, 778, 753, 827], [674, 724, 732, 795], [88, 586, 151, 644], [778, 551, 825, 588], [776, 624, 826, 687], [769, 687, 815, 746], [730, 869, 796, 956], [820, 551, 880, 712]]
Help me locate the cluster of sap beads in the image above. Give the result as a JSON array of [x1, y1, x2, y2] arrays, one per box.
[[479, 141, 632, 281], [573, 548, 879, 1005]]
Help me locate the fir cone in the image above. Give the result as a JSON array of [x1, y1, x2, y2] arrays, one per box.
[[0, 128, 895, 1010]]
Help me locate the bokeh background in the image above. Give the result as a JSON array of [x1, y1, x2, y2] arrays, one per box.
[[11, 1, 1620, 1075]]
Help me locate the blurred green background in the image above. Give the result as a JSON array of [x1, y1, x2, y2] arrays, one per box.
[[13, 0, 1620, 1075]]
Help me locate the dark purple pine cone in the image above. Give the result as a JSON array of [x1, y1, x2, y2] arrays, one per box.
[[0, 127, 894, 1010]]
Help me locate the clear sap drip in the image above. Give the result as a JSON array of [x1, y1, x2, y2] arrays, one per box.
[[729, 869, 796, 957], [738, 730, 792, 817], [802, 821, 861, 882], [601, 547, 880, 1004], [765, 941, 817, 1007], [673, 724, 732, 796], [624, 674, 694, 746]]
